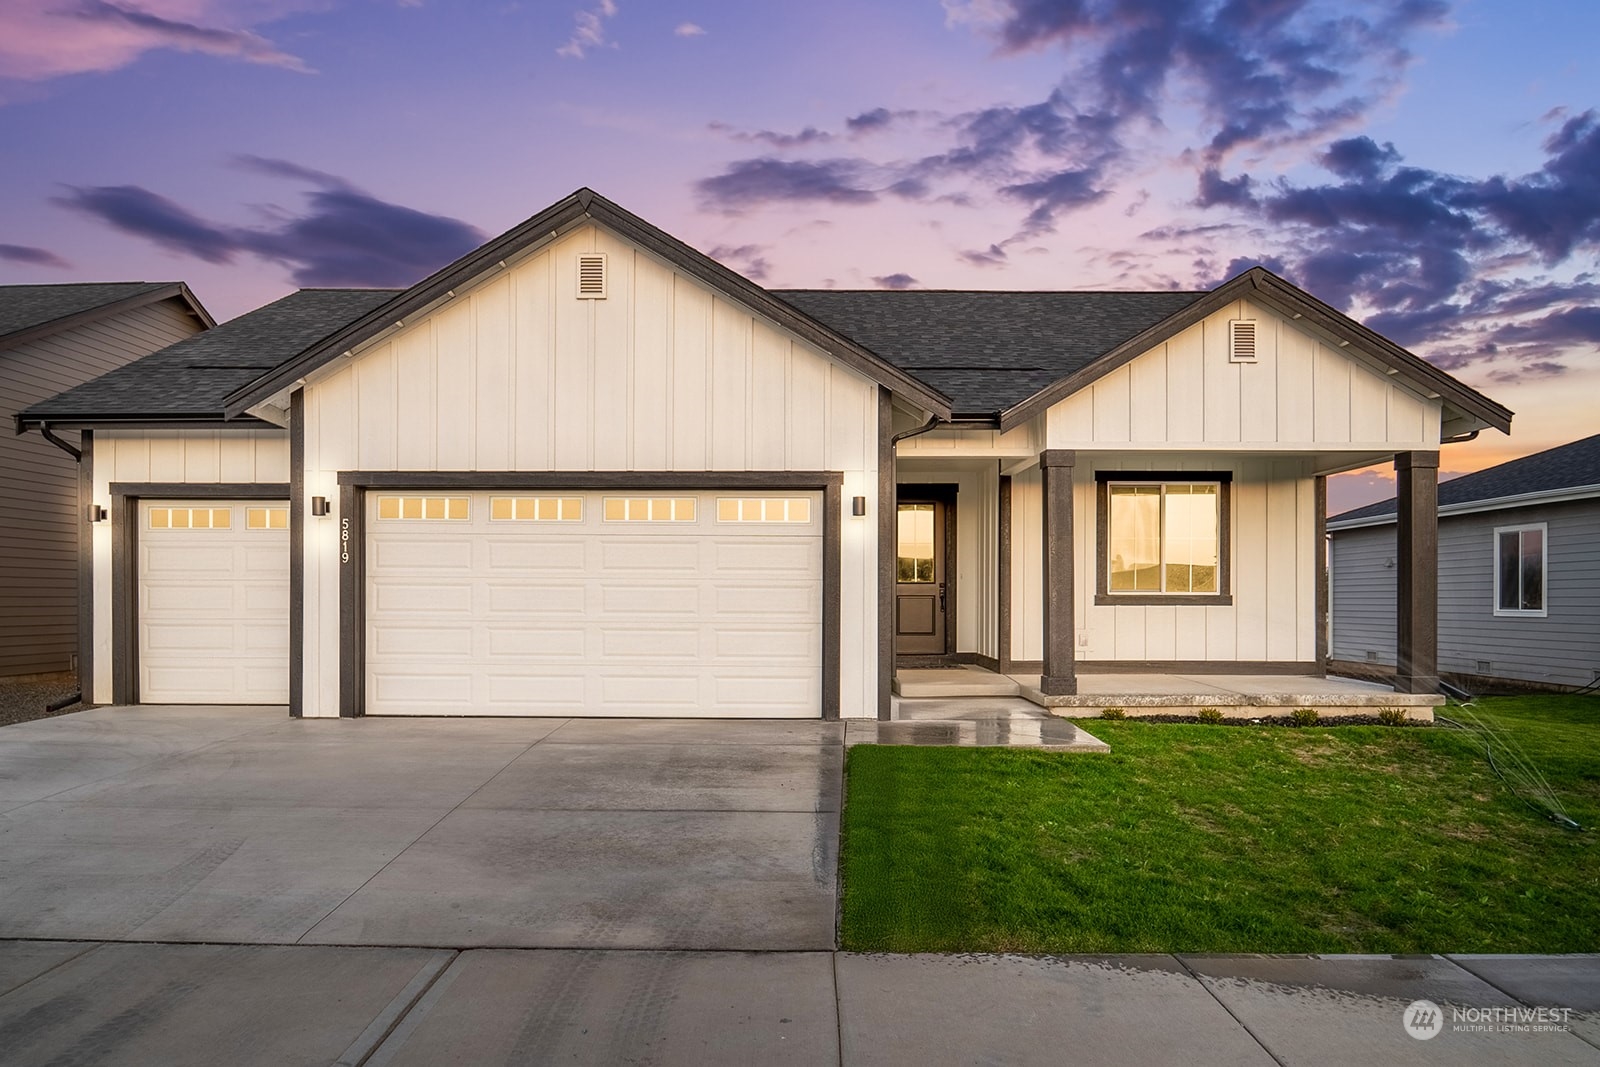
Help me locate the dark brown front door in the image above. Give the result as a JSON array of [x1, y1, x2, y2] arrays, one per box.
[[896, 491, 952, 655]]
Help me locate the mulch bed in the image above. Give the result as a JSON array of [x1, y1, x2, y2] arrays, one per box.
[[0, 673, 85, 728]]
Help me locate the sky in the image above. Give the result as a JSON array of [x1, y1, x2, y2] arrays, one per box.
[[2, 0, 1597, 513]]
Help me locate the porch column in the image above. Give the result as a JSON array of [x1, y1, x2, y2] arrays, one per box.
[[1394, 450, 1439, 694], [1040, 449, 1076, 695]]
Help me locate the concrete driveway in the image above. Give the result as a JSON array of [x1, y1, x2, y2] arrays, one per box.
[[0, 705, 841, 950]]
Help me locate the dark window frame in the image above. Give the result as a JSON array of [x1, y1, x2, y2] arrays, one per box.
[[1094, 470, 1233, 606]]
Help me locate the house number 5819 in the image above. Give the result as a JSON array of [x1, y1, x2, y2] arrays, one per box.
[[340, 516, 350, 564]]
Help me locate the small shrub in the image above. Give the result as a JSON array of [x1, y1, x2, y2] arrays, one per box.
[[1100, 706, 1126, 720], [1290, 707, 1320, 727], [1377, 706, 1408, 726], [1197, 707, 1223, 724]]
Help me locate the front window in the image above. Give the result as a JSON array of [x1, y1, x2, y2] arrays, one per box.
[[1494, 524, 1546, 616], [1107, 482, 1220, 595]]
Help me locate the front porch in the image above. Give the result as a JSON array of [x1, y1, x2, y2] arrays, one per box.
[[893, 666, 1441, 721]]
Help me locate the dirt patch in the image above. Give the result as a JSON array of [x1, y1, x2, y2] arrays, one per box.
[[0, 673, 84, 728]]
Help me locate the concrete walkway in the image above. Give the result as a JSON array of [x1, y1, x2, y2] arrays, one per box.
[[2, 943, 1595, 1065], [2, 706, 1595, 1064]]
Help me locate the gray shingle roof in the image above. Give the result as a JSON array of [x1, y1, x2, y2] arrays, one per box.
[[0, 282, 176, 345], [773, 289, 1209, 415], [21, 288, 398, 422], [1330, 433, 1600, 525]]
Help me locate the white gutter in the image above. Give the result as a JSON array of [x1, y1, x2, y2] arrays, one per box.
[[1328, 482, 1600, 531]]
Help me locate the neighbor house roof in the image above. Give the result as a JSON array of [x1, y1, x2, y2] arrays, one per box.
[[774, 289, 1207, 417], [0, 281, 213, 354], [17, 288, 396, 428], [1329, 432, 1600, 529]]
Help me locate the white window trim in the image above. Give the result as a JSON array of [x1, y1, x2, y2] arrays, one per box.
[[1492, 521, 1548, 618]]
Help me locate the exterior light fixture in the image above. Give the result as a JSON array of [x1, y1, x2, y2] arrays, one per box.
[[852, 496, 867, 516], [86, 505, 107, 522], [311, 496, 331, 517]]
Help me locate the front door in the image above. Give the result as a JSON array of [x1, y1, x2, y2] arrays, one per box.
[[895, 489, 953, 656]]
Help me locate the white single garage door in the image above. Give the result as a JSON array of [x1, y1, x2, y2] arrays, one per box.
[[139, 500, 290, 704], [365, 489, 823, 716]]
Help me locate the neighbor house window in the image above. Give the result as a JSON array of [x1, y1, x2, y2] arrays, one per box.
[[1096, 473, 1231, 604], [1494, 523, 1546, 616]]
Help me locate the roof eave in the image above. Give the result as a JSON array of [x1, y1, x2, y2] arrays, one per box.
[[15, 411, 276, 433], [1328, 482, 1600, 530], [222, 189, 953, 420]]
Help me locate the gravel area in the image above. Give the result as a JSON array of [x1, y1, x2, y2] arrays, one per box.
[[0, 672, 85, 728]]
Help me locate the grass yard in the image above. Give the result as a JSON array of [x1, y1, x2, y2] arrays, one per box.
[[840, 695, 1600, 954]]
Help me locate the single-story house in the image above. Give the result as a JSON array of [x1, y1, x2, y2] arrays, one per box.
[[18, 189, 1512, 718], [2, 282, 212, 680], [1329, 433, 1599, 691]]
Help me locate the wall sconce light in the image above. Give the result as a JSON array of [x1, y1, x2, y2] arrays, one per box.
[[852, 496, 867, 516], [311, 496, 331, 517], [86, 504, 107, 523]]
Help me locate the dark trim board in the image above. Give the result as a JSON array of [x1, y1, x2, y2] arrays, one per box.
[[289, 392, 305, 718], [77, 430, 93, 701], [1040, 449, 1076, 696], [1314, 474, 1328, 668], [1093, 470, 1234, 607], [337, 471, 846, 720], [877, 388, 895, 721], [108, 481, 291, 706], [997, 473, 1012, 674]]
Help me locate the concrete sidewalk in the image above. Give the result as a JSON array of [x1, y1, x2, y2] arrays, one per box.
[[0, 943, 1595, 1065]]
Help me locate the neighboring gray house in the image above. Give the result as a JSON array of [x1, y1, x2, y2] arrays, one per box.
[[1, 283, 213, 679], [1329, 434, 1600, 691]]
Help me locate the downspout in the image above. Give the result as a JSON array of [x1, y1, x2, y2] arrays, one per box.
[[891, 414, 944, 446], [39, 424, 82, 462], [36, 423, 84, 710]]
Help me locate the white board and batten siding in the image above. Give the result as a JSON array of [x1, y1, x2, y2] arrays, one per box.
[[299, 222, 882, 718], [1009, 454, 1319, 665], [89, 430, 290, 703], [1044, 299, 1442, 452]]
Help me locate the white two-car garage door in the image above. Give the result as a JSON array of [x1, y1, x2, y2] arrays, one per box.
[[138, 500, 290, 704], [365, 490, 823, 717]]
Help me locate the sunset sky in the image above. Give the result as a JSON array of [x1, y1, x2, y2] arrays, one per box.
[[2, 1, 1597, 512]]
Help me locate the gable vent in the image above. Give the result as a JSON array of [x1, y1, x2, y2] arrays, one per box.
[[1228, 318, 1258, 363], [576, 253, 607, 299]]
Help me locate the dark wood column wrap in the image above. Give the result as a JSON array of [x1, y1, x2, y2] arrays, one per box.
[[1394, 451, 1439, 695], [1040, 449, 1077, 695]]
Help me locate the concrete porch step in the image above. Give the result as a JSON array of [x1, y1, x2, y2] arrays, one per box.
[[893, 668, 1021, 699]]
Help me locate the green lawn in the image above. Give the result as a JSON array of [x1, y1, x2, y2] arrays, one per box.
[[840, 695, 1600, 953]]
